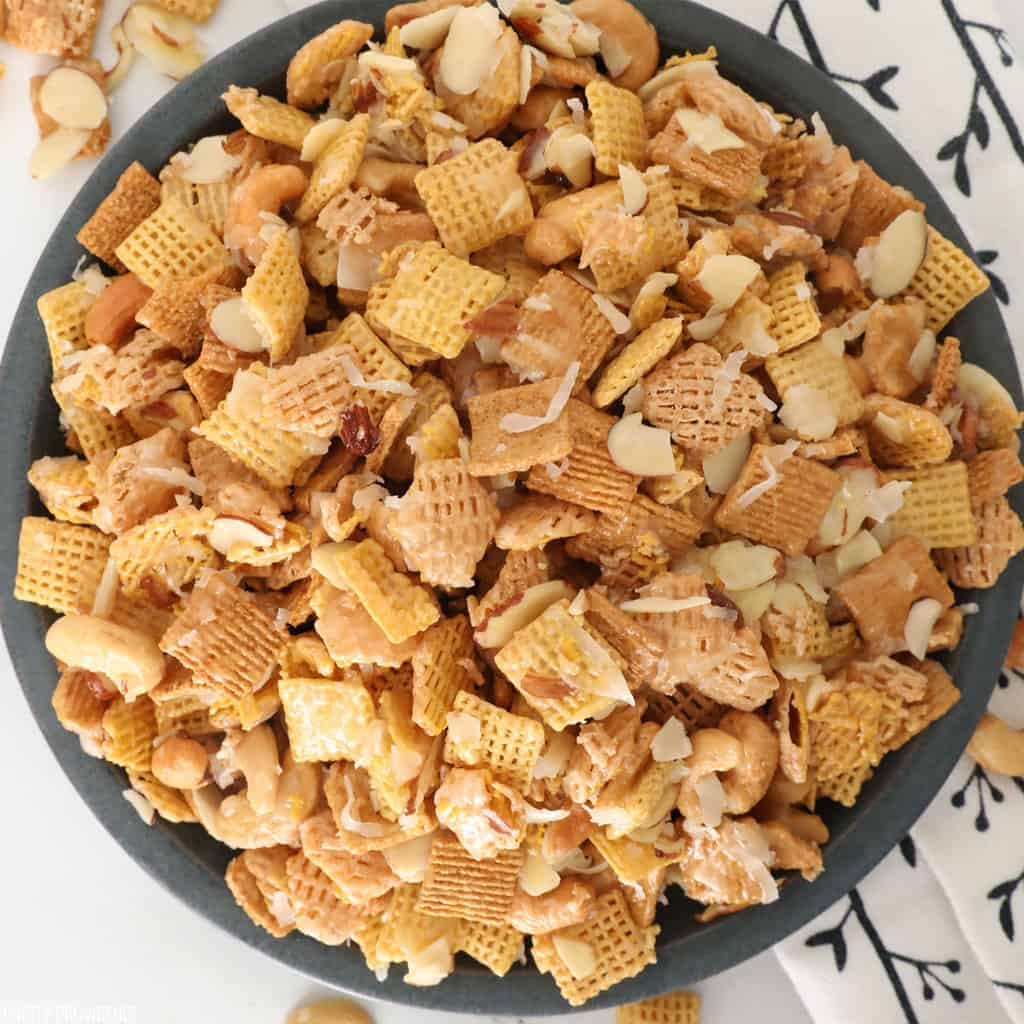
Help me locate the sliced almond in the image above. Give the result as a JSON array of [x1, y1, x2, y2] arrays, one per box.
[[358, 51, 421, 76], [519, 44, 534, 105], [545, 127, 594, 189], [832, 529, 882, 579], [728, 580, 776, 624], [591, 293, 631, 334], [703, 430, 751, 494], [40, 67, 108, 131], [208, 517, 274, 555], [607, 413, 676, 476], [600, 32, 633, 79], [619, 162, 648, 215], [637, 59, 717, 102], [778, 385, 838, 441], [904, 597, 944, 659], [908, 329, 937, 382], [122, 4, 204, 81], [297, 118, 343, 162], [475, 580, 575, 649], [698, 254, 761, 312], [552, 935, 597, 980], [336, 245, 379, 293], [864, 209, 928, 299], [709, 540, 780, 591], [383, 832, 435, 883], [674, 107, 745, 154], [619, 596, 710, 613], [958, 362, 1018, 416], [182, 135, 242, 184], [651, 716, 693, 761], [519, 852, 561, 896], [210, 298, 265, 353], [28, 127, 91, 180], [399, 4, 460, 49], [439, 5, 502, 95]]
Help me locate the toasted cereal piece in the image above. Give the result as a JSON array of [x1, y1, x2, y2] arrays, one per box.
[[763, 135, 807, 195], [469, 548, 551, 628], [295, 115, 371, 223], [226, 852, 294, 938], [617, 991, 701, 1024], [102, 696, 158, 774], [836, 536, 954, 658], [925, 337, 962, 412], [161, 167, 234, 235], [240, 230, 308, 363], [223, 85, 315, 150], [410, 615, 476, 736], [418, 833, 523, 924], [766, 339, 865, 428], [837, 161, 925, 253], [77, 162, 162, 271], [494, 599, 625, 730], [260, 348, 357, 438], [300, 812, 400, 905], [642, 343, 769, 457], [597, 758, 679, 839], [586, 80, 648, 176], [281, 669, 376, 763], [526, 402, 639, 517], [762, 600, 858, 663], [115, 198, 229, 291], [76, 331, 186, 415], [444, 690, 545, 790], [459, 920, 525, 977], [368, 241, 505, 360], [648, 114, 763, 201], [52, 667, 110, 743], [967, 449, 1024, 509], [532, 889, 658, 1007], [864, 394, 953, 468], [770, 676, 810, 784], [467, 377, 574, 476], [642, 683, 723, 731], [582, 586, 663, 689], [935, 496, 1024, 589], [525, 180, 623, 265], [901, 659, 960, 743], [392, 460, 499, 589], [409, 402, 462, 462], [766, 261, 821, 354], [902, 227, 990, 333], [15, 518, 111, 613], [287, 852, 376, 945], [151, 687, 216, 735], [286, 20, 374, 108], [884, 462, 977, 549], [6, 0, 100, 55], [809, 687, 881, 806], [327, 538, 439, 644], [136, 265, 238, 358], [590, 830, 679, 885], [196, 370, 317, 488], [715, 444, 841, 556], [128, 771, 196, 823], [299, 223, 340, 288], [160, 573, 284, 700], [593, 318, 682, 408], [502, 270, 616, 384], [415, 139, 534, 257], [375, 883, 463, 972], [494, 496, 596, 551], [796, 427, 865, 461], [28, 456, 96, 525], [37, 282, 95, 377]]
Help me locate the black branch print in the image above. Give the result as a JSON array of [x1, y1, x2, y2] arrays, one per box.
[[767, 1, 899, 109], [995, 979, 1024, 999], [998, 666, 1023, 690], [977, 250, 1010, 306], [937, 0, 1024, 197], [806, 888, 964, 1022], [951, 762, 1006, 832], [987, 867, 1024, 942], [900, 835, 917, 868]]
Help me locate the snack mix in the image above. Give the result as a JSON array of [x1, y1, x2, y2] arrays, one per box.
[[14, 0, 1024, 1008]]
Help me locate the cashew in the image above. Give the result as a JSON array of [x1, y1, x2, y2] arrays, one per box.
[[523, 180, 621, 264], [967, 712, 1024, 777], [770, 679, 809, 785], [84, 273, 152, 349], [845, 353, 873, 397], [677, 727, 743, 821], [541, 803, 591, 864], [510, 86, 574, 133], [763, 805, 829, 846], [507, 876, 596, 934], [224, 164, 308, 265], [286, 999, 373, 1024], [233, 724, 281, 815], [759, 819, 824, 881], [45, 614, 165, 700], [569, 0, 658, 92], [152, 736, 208, 790], [355, 158, 426, 210], [716, 711, 780, 815]]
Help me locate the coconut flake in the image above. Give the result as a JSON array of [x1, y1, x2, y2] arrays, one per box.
[[779, 384, 837, 441], [499, 360, 579, 433], [352, 482, 389, 509], [523, 803, 571, 825], [182, 135, 242, 184], [652, 717, 693, 762], [533, 729, 575, 780], [622, 381, 645, 415], [864, 479, 912, 523], [123, 788, 156, 825], [91, 556, 120, 617], [904, 597, 944, 659], [908, 329, 937, 382], [710, 348, 748, 414], [725, 820, 779, 904], [446, 711, 481, 746], [808, 112, 834, 163], [140, 466, 206, 495], [695, 774, 726, 827], [544, 458, 570, 479], [674, 107, 745, 154], [619, 596, 711, 613], [591, 293, 632, 334], [340, 355, 417, 396], [72, 258, 110, 296], [736, 441, 799, 509]]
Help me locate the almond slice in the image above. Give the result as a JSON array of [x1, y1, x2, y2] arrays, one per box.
[[651, 717, 693, 761], [863, 209, 928, 299], [105, 24, 137, 93], [475, 580, 575, 649], [619, 162, 648, 215], [674, 107, 745, 154], [904, 597, 944, 659], [698, 254, 761, 312], [703, 431, 751, 494], [208, 517, 274, 555], [122, 3, 204, 81], [439, 5, 502, 95], [29, 127, 91, 180], [300, 118, 346, 162], [552, 936, 596, 980], [182, 135, 242, 184], [210, 298, 265, 353], [637, 59, 717, 102], [519, 852, 561, 896], [399, 5, 460, 49], [600, 32, 633, 79], [607, 413, 675, 476], [39, 67, 108, 131]]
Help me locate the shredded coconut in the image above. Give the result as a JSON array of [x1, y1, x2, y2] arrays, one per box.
[[591, 293, 632, 334], [710, 349, 748, 414], [499, 361, 579, 433], [340, 354, 417, 395], [736, 440, 799, 509]]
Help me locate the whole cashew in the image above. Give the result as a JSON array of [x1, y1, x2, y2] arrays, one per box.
[[569, 0, 659, 92], [233, 724, 281, 815], [523, 180, 622, 265], [510, 86, 575, 133], [677, 728, 743, 821], [45, 614, 165, 700], [84, 273, 152, 349], [356, 158, 426, 210], [967, 712, 1024, 777], [224, 164, 309, 265], [718, 710, 781, 815], [152, 736, 208, 790], [506, 876, 596, 934]]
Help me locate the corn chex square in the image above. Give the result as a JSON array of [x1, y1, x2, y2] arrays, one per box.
[[37, 282, 95, 378], [295, 114, 371, 223], [77, 162, 162, 271], [902, 227, 990, 333], [223, 86, 315, 150], [458, 921, 524, 977], [411, 615, 477, 736], [280, 669, 376, 762], [884, 461, 977, 549], [15, 517, 111, 614], [766, 338, 865, 427], [586, 80, 648, 176], [617, 991, 701, 1024], [765, 261, 821, 353]]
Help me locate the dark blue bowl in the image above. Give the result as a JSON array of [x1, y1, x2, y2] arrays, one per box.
[[2, 0, 1021, 1014]]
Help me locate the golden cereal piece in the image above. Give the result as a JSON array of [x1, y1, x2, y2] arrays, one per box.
[[925, 337, 961, 412], [590, 830, 682, 885], [295, 115, 371, 223], [223, 85, 315, 150], [286, 20, 374, 108], [967, 449, 1024, 509], [15, 517, 110, 614], [443, 690, 546, 791], [617, 991, 701, 1024], [763, 601, 858, 663], [766, 339, 865, 427], [936, 496, 1024, 589], [411, 614, 476, 736], [287, 852, 378, 945], [241, 229, 308, 363], [128, 771, 197, 823], [410, 402, 462, 461], [469, 548, 551, 628], [226, 851, 295, 939], [809, 687, 881, 807], [280, 669, 376, 763], [115, 197, 229, 290], [77, 162, 162, 271], [586, 80, 648, 177], [375, 883, 463, 969], [28, 455, 95, 525], [532, 890, 658, 1007], [593, 317, 682, 408], [136, 265, 237, 358], [762, 136, 806, 195], [328, 538, 440, 644], [495, 495, 597, 551], [459, 920, 525, 977], [415, 139, 534, 258], [37, 282, 95, 378], [102, 695, 158, 774], [418, 833, 524, 925], [903, 227, 991, 333], [884, 462, 977, 549], [161, 173, 233, 237], [864, 394, 953, 467], [261, 348, 356, 439], [765, 261, 821, 354], [837, 161, 924, 253]]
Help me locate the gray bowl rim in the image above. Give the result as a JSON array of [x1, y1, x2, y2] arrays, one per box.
[[2, 0, 1022, 1014]]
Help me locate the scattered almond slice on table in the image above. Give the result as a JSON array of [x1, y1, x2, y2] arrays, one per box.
[[12, 0, 1024, 1010]]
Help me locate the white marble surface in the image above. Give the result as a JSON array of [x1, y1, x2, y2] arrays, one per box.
[[0, 3, 1018, 1022]]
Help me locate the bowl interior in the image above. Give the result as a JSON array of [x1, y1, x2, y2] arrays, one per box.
[[2, 0, 1022, 1014]]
